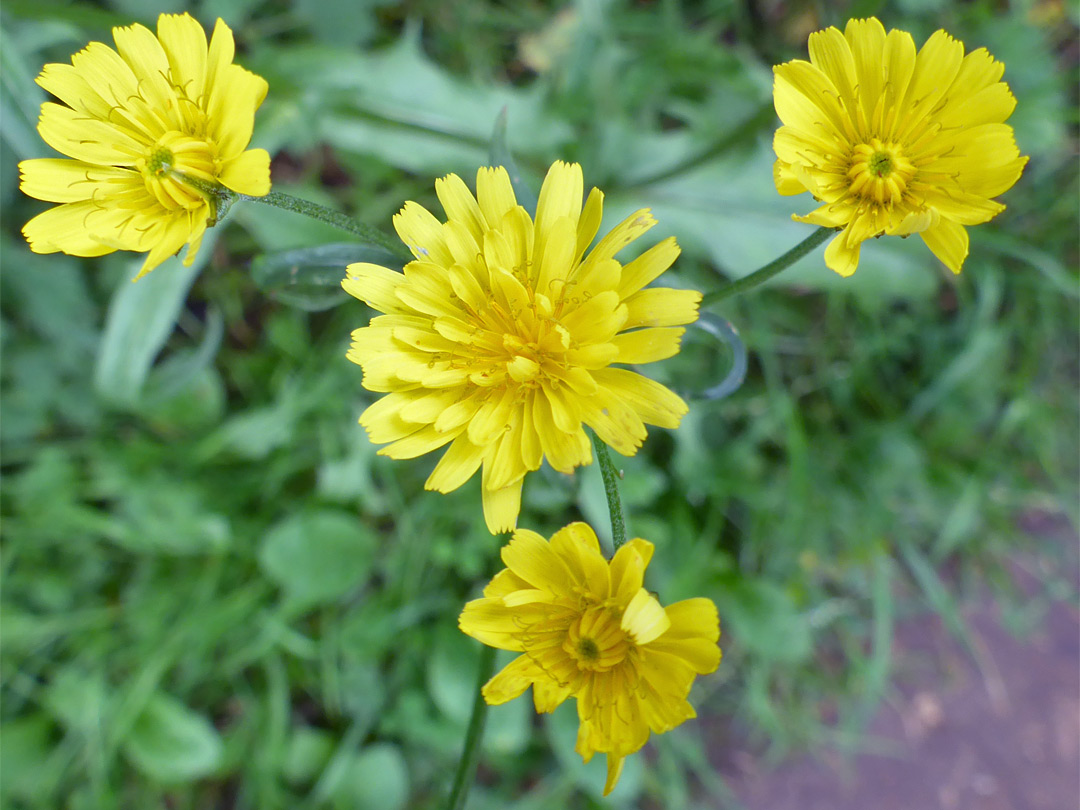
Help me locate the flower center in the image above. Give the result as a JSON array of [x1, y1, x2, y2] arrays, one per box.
[[484, 294, 571, 390], [147, 147, 175, 177], [847, 139, 915, 206], [564, 606, 631, 672], [139, 132, 218, 211]]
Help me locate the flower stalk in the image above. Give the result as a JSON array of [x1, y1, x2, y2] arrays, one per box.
[[445, 644, 497, 810], [240, 190, 413, 261], [700, 226, 833, 307], [590, 431, 627, 552]]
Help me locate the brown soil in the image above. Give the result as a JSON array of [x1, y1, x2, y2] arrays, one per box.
[[723, 591, 1080, 810]]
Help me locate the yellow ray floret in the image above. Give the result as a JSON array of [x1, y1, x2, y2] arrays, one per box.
[[343, 162, 700, 533], [19, 12, 270, 278], [459, 522, 721, 795], [772, 17, 1028, 276]]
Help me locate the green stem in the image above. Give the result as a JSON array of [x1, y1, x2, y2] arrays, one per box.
[[446, 644, 497, 810], [240, 190, 413, 262], [590, 431, 627, 552], [700, 226, 834, 307]]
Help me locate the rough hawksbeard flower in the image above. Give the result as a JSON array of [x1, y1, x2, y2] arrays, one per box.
[[772, 17, 1028, 276], [343, 162, 699, 534], [19, 12, 270, 278], [458, 522, 721, 795]]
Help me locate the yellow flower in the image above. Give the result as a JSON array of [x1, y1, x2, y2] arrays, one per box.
[[772, 17, 1028, 276], [19, 13, 270, 278], [343, 162, 699, 534], [459, 522, 721, 795]]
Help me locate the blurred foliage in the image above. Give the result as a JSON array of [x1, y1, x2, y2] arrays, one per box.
[[1, 0, 1077, 808]]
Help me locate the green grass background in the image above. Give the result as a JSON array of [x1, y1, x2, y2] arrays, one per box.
[[1, 0, 1077, 807]]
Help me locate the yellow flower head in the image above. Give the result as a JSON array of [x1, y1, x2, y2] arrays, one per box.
[[19, 13, 271, 278], [772, 17, 1028, 276], [459, 522, 721, 795], [343, 162, 699, 534]]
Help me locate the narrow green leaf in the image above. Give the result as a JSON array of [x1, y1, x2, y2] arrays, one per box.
[[488, 108, 537, 215], [94, 233, 217, 408], [141, 305, 225, 406], [897, 537, 973, 650], [0, 25, 45, 160], [253, 242, 401, 311]]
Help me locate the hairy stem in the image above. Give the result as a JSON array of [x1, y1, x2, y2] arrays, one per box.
[[590, 431, 627, 552], [240, 190, 412, 261], [445, 644, 497, 810], [700, 226, 834, 307]]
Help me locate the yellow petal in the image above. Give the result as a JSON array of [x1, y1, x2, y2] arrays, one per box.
[[481, 474, 522, 534], [622, 588, 670, 645], [400, 387, 468, 424], [844, 17, 887, 126], [467, 387, 515, 447], [586, 208, 655, 264], [581, 389, 646, 456], [37, 102, 141, 166], [569, 256, 620, 301], [426, 434, 485, 492], [35, 63, 113, 121], [22, 201, 118, 257], [394, 201, 454, 265], [611, 326, 684, 364], [893, 29, 964, 141], [204, 18, 236, 104], [533, 393, 590, 473], [773, 159, 808, 196], [112, 22, 175, 113], [622, 288, 700, 329], [823, 227, 862, 277], [923, 187, 1006, 226], [135, 212, 196, 278], [533, 677, 573, 713], [549, 522, 607, 594], [807, 25, 861, 135], [534, 215, 577, 300], [575, 186, 604, 261], [772, 59, 848, 140], [920, 218, 969, 273], [218, 149, 270, 196], [359, 392, 426, 442], [475, 166, 518, 229], [379, 423, 458, 459], [559, 290, 626, 344], [877, 28, 918, 135], [19, 159, 136, 203], [157, 12, 209, 103], [603, 754, 626, 796], [608, 538, 653, 604], [647, 598, 722, 673], [436, 172, 484, 242], [534, 160, 583, 247], [69, 41, 139, 111], [343, 262, 408, 313], [482, 655, 540, 705], [592, 368, 687, 429], [616, 236, 680, 298], [485, 415, 529, 491], [459, 600, 526, 651], [206, 64, 268, 159]]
